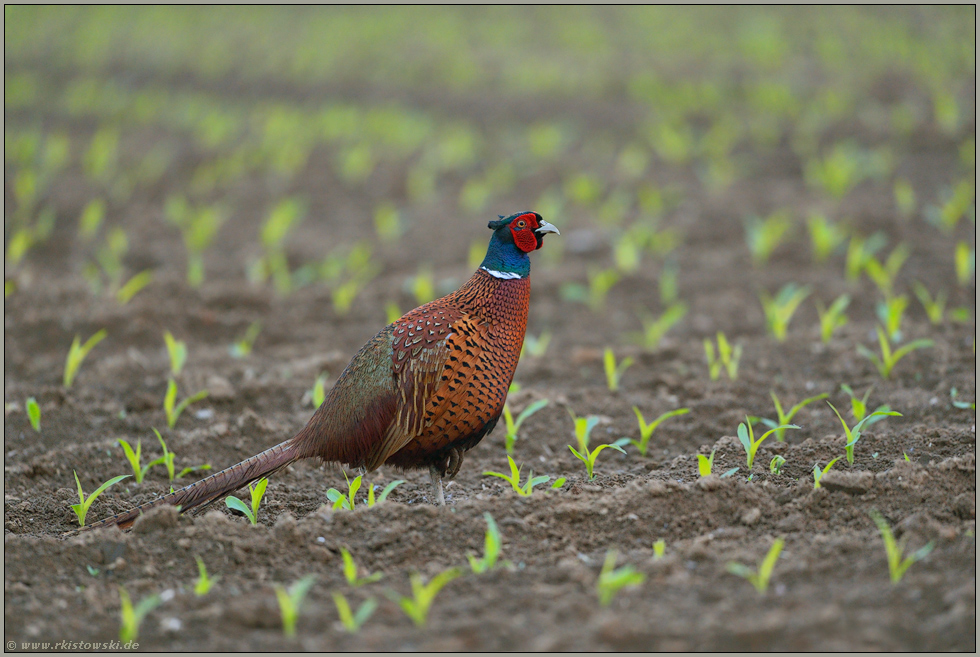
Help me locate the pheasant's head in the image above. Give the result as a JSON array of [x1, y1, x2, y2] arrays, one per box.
[[480, 211, 559, 279]]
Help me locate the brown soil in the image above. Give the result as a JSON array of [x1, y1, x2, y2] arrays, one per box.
[[4, 19, 977, 654]]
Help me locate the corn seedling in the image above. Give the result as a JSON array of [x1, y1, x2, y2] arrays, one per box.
[[863, 243, 909, 299], [869, 510, 934, 584], [225, 477, 268, 525], [631, 407, 690, 456], [760, 391, 828, 441], [737, 418, 798, 470], [827, 402, 901, 465], [521, 331, 552, 359], [332, 592, 377, 633], [560, 267, 620, 312], [551, 477, 567, 490], [71, 471, 130, 526], [726, 538, 784, 593], [275, 575, 316, 638], [259, 197, 307, 296], [327, 472, 362, 510], [697, 449, 716, 477], [163, 331, 187, 376], [745, 209, 793, 266], [653, 540, 666, 560], [812, 457, 840, 488], [950, 387, 975, 410], [876, 295, 909, 342], [386, 568, 461, 628], [912, 282, 947, 325], [603, 348, 634, 392], [596, 550, 646, 606], [118, 438, 164, 483], [633, 303, 687, 349], [955, 241, 975, 287], [770, 455, 787, 474], [194, 556, 218, 596], [26, 396, 40, 432], [705, 331, 741, 381], [163, 378, 208, 429], [659, 259, 680, 305], [926, 179, 974, 234], [118, 586, 161, 643], [63, 329, 108, 388], [815, 294, 850, 343], [468, 512, 502, 574], [230, 321, 262, 358], [894, 179, 917, 218], [807, 213, 848, 263], [570, 412, 600, 452], [760, 283, 811, 342], [857, 326, 933, 380], [502, 398, 550, 455], [365, 479, 404, 507], [569, 438, 630, 481], [340, 547, 383, 586], [845, 232, 887, 282], [408, 266, 436, 306], [116, 269, 153, 305], [310, 372, 328, 409], [373, 203, 403, 244], [79, 198, 106, 241], [483, 455, 551, 496]]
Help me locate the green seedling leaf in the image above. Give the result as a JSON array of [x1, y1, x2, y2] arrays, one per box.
[[568, 438, 629, 481], [275, 574, 316, 638], [551, 477, 566, 490], [633, 302, 688, 349], [230, 321, 262, 358], [954, 241, 975, 287], [704, 332, 741, 380], [737, 418, 798, 469], [807, 213, 848, 263], [767, 391, 828, 441], [869, 510, 934, 584], [769, 455, 787, 474], [631, 407, 690, 456], [71, 471, 130, 527], [521, 331, 552, 359], [26, 396, 40, 432], [385, 568, 461, 628], [697, 449, 715, 477], [827, 402, 902, 465], [332, 592, 377, 633], [63, 329, 108, 388], [812, 456, 841, 488], [603, 348, 634, 392], [116, 269, 153, 305], [225, 477, 269, 525], [912, 281, 946, 325], [597, 550, 646, 606], [86, 565, 100, 577], [194, 556, 218, 596], [176, 464, 212, 479], [468, 513, 502, 574], [653, 539, 666, 559], [726, 538, 785, 593], [366, 479, 404, 507], [745, 209, 793, 266], [341, 547, 383, 586], [503, 398, 550, 455], [815, 294, 850, 343], [720, 467, 740, 478], [118, 586, 161, 643], [759, 283, 811, 342], [163, 331, 187, 376], [118, 438, 164, 484], [857, 326, 933, 380], [484, 456, 551, 496], [310, 372, 328, 409], [164, 378, 209, 428], [864, 243, 910, 299], [152, 428, 177, 481], [875, 295, 909, 343]]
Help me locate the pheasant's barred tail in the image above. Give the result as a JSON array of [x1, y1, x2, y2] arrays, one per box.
[[78, 439, 301, 532]]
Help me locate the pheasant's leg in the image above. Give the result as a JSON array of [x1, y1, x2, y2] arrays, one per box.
[[428, 464, 446, 506], [445, 448, 464, 480]]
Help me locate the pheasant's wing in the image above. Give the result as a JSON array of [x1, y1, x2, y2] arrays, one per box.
[[362, 305, 463, 470]]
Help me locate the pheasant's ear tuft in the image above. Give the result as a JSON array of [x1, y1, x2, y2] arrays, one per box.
[[498, 215, 505, 219], [488, 218, 508, 230]]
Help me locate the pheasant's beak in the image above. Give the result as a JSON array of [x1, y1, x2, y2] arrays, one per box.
[[535, 220, 560, 236]]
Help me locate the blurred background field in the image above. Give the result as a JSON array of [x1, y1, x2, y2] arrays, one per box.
[[3, 7, 976, 652]]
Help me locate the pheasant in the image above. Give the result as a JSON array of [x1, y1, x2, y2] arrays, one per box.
[[85, 211, 559, 530]]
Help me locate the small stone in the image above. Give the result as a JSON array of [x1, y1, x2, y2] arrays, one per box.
[[741, 507, 761, 526]]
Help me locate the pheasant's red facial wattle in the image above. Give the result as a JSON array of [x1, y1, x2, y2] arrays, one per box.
[[509, 213, 541, 252]]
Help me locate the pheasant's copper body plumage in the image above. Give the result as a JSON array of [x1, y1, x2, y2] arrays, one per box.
[[84, 211, 558, 530]]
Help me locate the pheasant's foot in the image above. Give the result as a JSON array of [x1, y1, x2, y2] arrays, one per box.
[[445, 448, 463, 480], [429, 464, 446, 506]]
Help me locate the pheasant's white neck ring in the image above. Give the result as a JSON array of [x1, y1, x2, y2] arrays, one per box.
[[481, 267, 524, 280]]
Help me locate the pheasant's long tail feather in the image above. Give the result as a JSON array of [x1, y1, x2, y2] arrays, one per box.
[[77, 438, 302, 532]]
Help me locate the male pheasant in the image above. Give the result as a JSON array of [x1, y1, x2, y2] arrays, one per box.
[[85, 211, 559, 530]]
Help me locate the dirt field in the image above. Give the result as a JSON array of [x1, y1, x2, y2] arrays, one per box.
[[4, 7, 976, 652]]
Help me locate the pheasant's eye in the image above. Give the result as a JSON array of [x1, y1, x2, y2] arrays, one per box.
[[516, 220, 526, 228]]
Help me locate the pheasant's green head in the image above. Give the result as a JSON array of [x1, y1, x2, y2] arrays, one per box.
[[480, 211, 560, 279]]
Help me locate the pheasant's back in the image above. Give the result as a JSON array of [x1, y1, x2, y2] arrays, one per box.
[[382, 269, 530, 468]]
